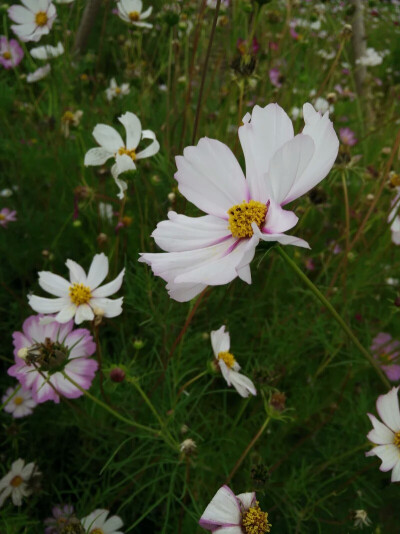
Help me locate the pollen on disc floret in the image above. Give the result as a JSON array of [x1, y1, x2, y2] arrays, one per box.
[[228, 200, 268, 239]]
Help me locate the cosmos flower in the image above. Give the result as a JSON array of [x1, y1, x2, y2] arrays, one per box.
[[0, 208, 17, 227], [356, 48, 383, 67], [8, 0, 57, 43], [116, 0, 153, 28], [27, 253, 125, 324], [0, 458, 40, 507], [44, 504, 78, 534], [370, 333, 400, 382], [339, 127, 357, 147], [105, 78, 130, 101], [0, 36, 24, 69], [30, 41, 64, 60], [354, 509, 372, 529], [84, 112, 160, 199], [81, 509, 124, 534], [269, 67, 283, 88], [366, 387, 400, 482], [2, 385, 37, 418], [8, 315, 98, 403], [199, 485, 271, 533], [26, 63, 51, 82], [211, 326, 256, 398], [61, 109, 83, 138], [140, 102, 338, 302]]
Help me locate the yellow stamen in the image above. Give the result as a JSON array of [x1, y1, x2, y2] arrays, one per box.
[[218, 351, 236, 369], [69, 283, 92, 306], [242, 502, 272, 534], [115, 87, 122, 94], [0, 214, 5, 220], [118, 146, 137, 161], [129, 11, 140, 21], [10, 475, 23, 487], [2, 51, 11, 60], [14, 397, 23, 405], [62, 111, 75, 123], [35, 11, 48, 26], [91, 529, 104, 534], [228, 200, 268, 239], [394, 431, 400, 449]]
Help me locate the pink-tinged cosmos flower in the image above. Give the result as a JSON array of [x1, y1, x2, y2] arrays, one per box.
[[370, 333, 400, 382], [2, 385, 37, 418], [269, 67, 283, 88], [0, 459, 40, 507], [211, 326, 256, 398], [366, 387, 400, 482], [44, 504, 76, 534], [81, 509, 124, 534], [28, 253, 125, 324], [140, 103, 339, 302], [8, 315, 97, 403], [8, 0, 57, 43], [0, 208, 17, 227], [339, 127, 357, 147], [199, 485, 271, 533], [0, 36, 23, 69]]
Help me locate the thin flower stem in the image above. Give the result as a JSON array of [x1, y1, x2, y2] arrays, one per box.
[[62, 372, 160, 437], [276, 246, 390, 388], [176, 370, 208, 399], [0, 384, 21, 411], [226, 416, 271, 484]]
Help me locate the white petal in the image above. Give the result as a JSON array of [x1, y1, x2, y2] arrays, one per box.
[[391, 459, 400, 482], [90, 297, 123, 318], [8, 5, 34, 24], [175, 137, 249, 219], [264, 201, 298, 234], [112, 170, 128, 199], [211, 326, 230, 356], [252, 223, 310, 249], [66, 259, 87, 284], [28, 295, 68, 313], [55, 304, 77, 323], [86, 253, 109, 289], [93, 124, 124, 153], [230, 371, 257, 397], [376, 387, 400, 432], [38, 271, 70, 297], [268, 134, 315, 205], [103, 515, 124, 531], [283, 103, 339, 204], [136, 130, 160, 159], [140, 6, 152, 19], [91, 268, 125, 297], [165, 280, 207, 302], [239, 103, 294, 202], [236, 492, 256, 510], [151, 211, 231, 252], [84, 147, 113, 166], [75, 304, 94, 324], [367, 413, 395, 445], [115, 153, 136, 175], [367, 444, 400, 472], [118, 111, 141, 150], [199, 485, 241, 527]]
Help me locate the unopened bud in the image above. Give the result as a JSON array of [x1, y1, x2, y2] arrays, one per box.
[[110, 367, 126, 383]]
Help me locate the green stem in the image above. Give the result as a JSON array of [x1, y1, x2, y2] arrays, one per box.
[[0, 384, 21, 411], [62, 372, 159, 436], [177, 370, 208, 398], [276, 246, 390, 388]]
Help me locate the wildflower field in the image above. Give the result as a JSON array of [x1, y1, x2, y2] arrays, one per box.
[[1, 0, 400, 532]]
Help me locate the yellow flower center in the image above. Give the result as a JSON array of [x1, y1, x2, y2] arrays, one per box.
[[91, 529, 104, 534], [118, 146, 137, 161], [0, 214, 5, 220], [242, 502, 271, 534], [115, 87, 122, 94], [228, 200, 268, 239], [394, 431, 400, 449], [218, 351, 236, 369], [62, 111, 75, 123], [129, 11, 140, 21], [2, 51, 11, 59], [10, 475, 23, 487], [69, 283, 92, 306], [35, 11, 48, 26], [14, 396, 23, 405]]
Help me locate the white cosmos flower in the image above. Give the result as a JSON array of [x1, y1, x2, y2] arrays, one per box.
[[30, 41, 64, 59], [8, 0, 57, 43], [2, 386, 37, 418], [116, 0, 153, 28], [27, 253, 125, 325], [140, 102, 339, 302], [26, 63, 51, 82], [366, 387, 400, 482], [105, 78, 130, 101], [0, 459, 40, 507], [211, 326, 256, 398], [199, 485, 271, 533], [356, 47, 383, 67], [81, 509, 124, 534], [84, 111, 160, 199]]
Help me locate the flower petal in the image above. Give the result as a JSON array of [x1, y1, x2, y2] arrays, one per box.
[[86, 253, 109, 289], [175, 137, 249, 219], [92, 124, 124, 153], [28, 295, 69, 314], [136, 129, 160, 160], [38, 271, 70, 297], [165, 280, 207, 302], [252, 223, 310, 249], [211, 325, 230, 356], [229, 370, 257, 398], [118, 111, 141, 150], [90, 297, 124, 318], [66, 259, 86, 284], [8, 5, 34, 24], [236, 492, 256, 510], [199, 485, 241, 528], [366, 444, 400, 472], [376, 387, 400, 433], [91, 268, 125, 297], [55, 304, 77, 323], [367, 413, 395, 445], [84, 147, 113, 166], [75, 304, 94, 324], [264, 201, 298, 234]]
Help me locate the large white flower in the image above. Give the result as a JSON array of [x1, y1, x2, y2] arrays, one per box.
[[8, 0, 57, 43], [81, 509, 124, 534], [116, 0, 153, 28], [28, 253, 125, 324], [211, 326, 256, 398], [366, 387, 400, 482], [84, 111, 160, 199], [0, 459, 40, 507], [199, 485, 271, 533], [140, 102, 339, 302]]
